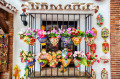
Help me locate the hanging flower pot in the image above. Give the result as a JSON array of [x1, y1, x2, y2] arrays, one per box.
[[49, 61, 58, 67], [91, 27, 97, 39], [100, 56, 110, 64], [37, 36, 47, 46], [87, 59, 96, 67], [72, 37, 82, 46], [59, 65, 67, 73], [61, 58, 71, 67], [38, 60, 48, 67], [101, 27, 109, 40], [102, 40, 109, 54], [24, 36, 36, 46], [61, 37, 71, 47], [85, 37, 94, 46], [74, 59, 80, 67], [85, 30, 95, 46], [49, 37, 59, 46], [90, 42, 96, 54], [25, 59, 36, 68]]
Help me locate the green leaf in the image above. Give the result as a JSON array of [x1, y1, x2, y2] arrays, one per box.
[[80, 58, 87, 66]]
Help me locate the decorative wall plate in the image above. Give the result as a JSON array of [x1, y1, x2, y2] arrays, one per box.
[[102, 40, 109, 54], [96, 13, 103, 27], [101, 68, 108, 79], [100, 56, 110, 64], [90, 42, 96, 54], [101, 27, 109, 40], [91, 27, 97, 39]]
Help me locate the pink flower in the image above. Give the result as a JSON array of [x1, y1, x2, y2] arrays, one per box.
[[56, 32, 58, 34], [47, 31, 50, 34], [67, 28, 71, 31], [32, 29, 36, 32], [77, 27, 80, 29], [90, 31, 93, 34], [58, 35, 61, 38]]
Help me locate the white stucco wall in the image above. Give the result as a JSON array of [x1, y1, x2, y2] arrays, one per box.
[[5, 0, 110, 79]]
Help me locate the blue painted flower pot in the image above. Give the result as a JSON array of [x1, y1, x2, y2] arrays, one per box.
[[37, 36, 47, 46], [25, 59, 36, 68]]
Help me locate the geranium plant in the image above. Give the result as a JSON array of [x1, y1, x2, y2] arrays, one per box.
[[86, 52, 100, 66], [59, 28, 72, 37], [37, 29, 46, 38], [37, 52, 49, 67], [20, 50, 35, 63], [85, 30, 95, 38], [24, 27, 36, 38], [73, 51, 87, 66], [71, 27, 85, 37], [47, 28, 61, 38]]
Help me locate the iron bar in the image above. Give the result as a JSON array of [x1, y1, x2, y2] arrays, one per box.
[[74, 14, 75, 76], [85, 14, 86, 76]]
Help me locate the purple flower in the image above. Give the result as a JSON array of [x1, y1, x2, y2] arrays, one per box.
[[64, 56, 67, 59]]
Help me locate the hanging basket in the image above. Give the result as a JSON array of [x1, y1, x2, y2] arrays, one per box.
[[91, 27, 97, 39], [37, 36, 47, 46], [61, 37, 71, 47], [85, 37, 94, 46], [25, 59, 36, 68], [49, 37, 59, 46], [61, 58, 71, 67], [87, 59, 95, 67], [74, 59, 80, 67], [24, 36, 36, 46], [72, 37, 82, 46]]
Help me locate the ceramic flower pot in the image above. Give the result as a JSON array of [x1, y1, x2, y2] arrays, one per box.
[[37, 36, 47, 46], [24, 36, 36, 46], [74, 59, 80, 67], [72, 37, 82, 46], [49, 62, 58, 67], [59, 65, 67, 73], [49, 37, 59, 46], [61, 37, 71, 47], [25, 59, 36, 68], [85, 37, 94, 46], [61, 58, 71, 67], [38, 60, 48, 67]]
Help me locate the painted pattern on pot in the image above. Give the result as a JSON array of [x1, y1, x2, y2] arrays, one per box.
[[74, 59, 80, 67], [102, 40, 109, 54], [61, 37, 71, 47], [101, 68, 108, 79], [25, 59, 36, 68], [49, 37, 59, 46], [85, 37, 94, 46], [91, 27, 97, 39], [101, 27, 109, 40], [24, 36, 36, 46], [96, 13, 103, 27], [37, 36, 47, 46], [72, 37, 82, 46], [61, 58, 71, 67]]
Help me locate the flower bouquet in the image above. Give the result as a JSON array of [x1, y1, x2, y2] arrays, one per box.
[[85, 30, 95, 46], [73, 51, 87, 67], [47, 52, 58, 67], [23, 28, 36, 46], [59, 28, 72, 47], [61, 48, 72, 67], [71, 27, 85, 46], [20, 50, 35, 68], [37, 29, 47, 46], [86, 52, 100, 67], [37, 52, 49, 67], [47, 28, 61, 46]]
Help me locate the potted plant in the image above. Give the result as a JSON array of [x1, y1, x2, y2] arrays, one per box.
[[23, 27, 36, 46], [20, 50, 36, 68], [17, 29, 26, 39], [73, 51, 87, 67], [85, 30, 95, 46], [86, 52, 100, 67], [47, 28, 61, 46], [37, 52, 49, 67], [37, 29, 47, 46], [71, 27, 85, 46], [59, 28, 72, 47], [56, 50, 62, 62], [61, 48, 72, 67], [47, 52, 58, 67]]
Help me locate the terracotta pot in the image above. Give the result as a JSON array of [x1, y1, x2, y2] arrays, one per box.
[[72, 37, 82, 46], [74, 59, 80, 67], [49, 37, 59, 46]]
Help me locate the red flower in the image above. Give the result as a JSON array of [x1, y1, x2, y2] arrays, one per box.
[[72, 32, 75, 35], [92, 69, 94, 71], [87, 52, 89, 54], [77, 27, 79, 29], [97, 60, 100, 63], [103, 68, 105, 70], [95, 55, 98, 57], [76, 33, 78, 36], [68, 53, 72, 56], [68, 49, 71, 51], [72, 28, 75, 31]]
